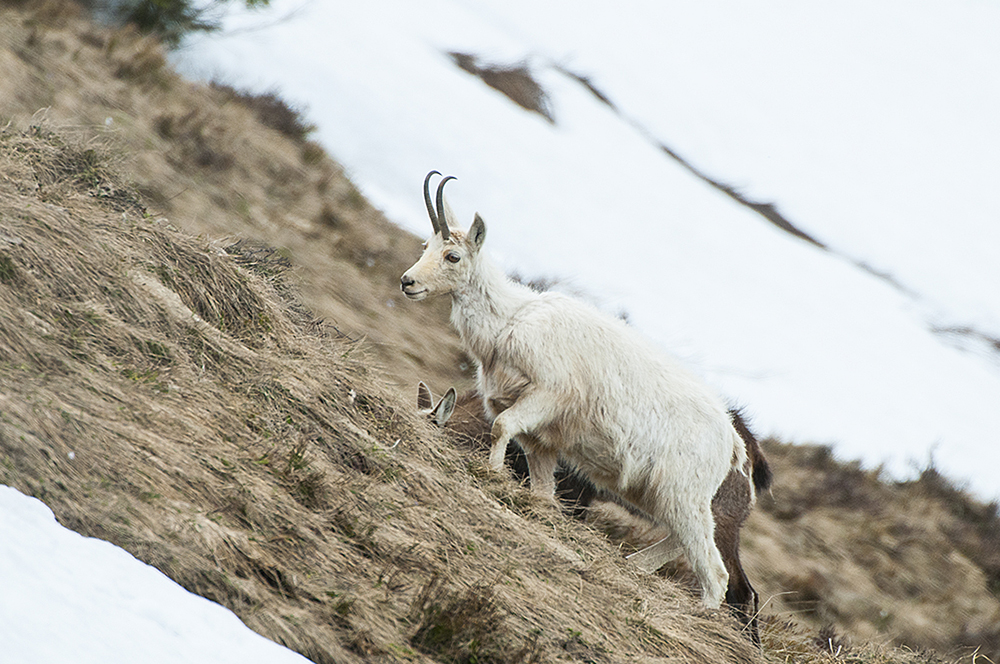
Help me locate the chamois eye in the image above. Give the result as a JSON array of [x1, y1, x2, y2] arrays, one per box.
[[445, 251, 461, 264]]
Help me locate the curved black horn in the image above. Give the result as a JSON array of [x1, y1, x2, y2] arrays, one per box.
[[423, 170, 441, 234], [435, 175, 457, 240]]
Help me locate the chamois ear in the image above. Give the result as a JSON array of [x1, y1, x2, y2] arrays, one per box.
[[469, 214, 487, 253], [432, 387, 457, 425], [417, 381, 433, 410]]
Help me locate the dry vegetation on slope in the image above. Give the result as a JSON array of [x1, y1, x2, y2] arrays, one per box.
[[0, 120, 760, 664], [0, 0, 465, 395], [747, 441, 1000, 658], [2, 2, 1000, 662]]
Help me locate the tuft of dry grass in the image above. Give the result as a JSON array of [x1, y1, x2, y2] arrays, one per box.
[[408, 574, 539, 664], [211, 81, 317, 142]]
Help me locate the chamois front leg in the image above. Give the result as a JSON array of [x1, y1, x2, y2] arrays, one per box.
[[489, 390, 560, 499], [487, 419, 510, 472]]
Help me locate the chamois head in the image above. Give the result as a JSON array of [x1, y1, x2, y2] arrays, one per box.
[[400, 171, 487, 300]]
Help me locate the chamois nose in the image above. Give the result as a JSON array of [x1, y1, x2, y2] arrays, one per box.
[[400, 274, 415, 291]]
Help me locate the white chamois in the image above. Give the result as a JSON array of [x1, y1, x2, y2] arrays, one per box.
[[400, 172, 747, 609]]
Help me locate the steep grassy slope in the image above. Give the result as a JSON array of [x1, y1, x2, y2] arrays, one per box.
[[0, 123, 763, 664], [2, 2, 999, 662]]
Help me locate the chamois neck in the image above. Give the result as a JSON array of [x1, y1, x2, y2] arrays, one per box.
[[450, 253, 534, 362]]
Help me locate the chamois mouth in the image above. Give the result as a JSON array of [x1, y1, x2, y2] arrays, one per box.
[[402, 286, 428, 300]]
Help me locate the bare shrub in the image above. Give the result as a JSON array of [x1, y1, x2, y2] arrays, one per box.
[[211, 82, 316, 142], [449, 52, 554, 123]]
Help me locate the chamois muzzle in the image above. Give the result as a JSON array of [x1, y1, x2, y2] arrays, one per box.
[[400, 272, 426, 300]]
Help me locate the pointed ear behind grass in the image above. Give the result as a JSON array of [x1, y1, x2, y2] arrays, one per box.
[[417, 381, 433, 410], [433, 387, 458, 426]]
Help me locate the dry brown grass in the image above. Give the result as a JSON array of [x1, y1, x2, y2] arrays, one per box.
[[1, 2, 999, 663], [0, 124, 762, 662], [743, 440, 1000, 661]]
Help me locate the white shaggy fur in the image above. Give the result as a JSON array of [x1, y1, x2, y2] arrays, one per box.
[[400, 173, 747, 608]]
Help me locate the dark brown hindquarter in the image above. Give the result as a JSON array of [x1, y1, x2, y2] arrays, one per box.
[[717, 407, 772, 646]]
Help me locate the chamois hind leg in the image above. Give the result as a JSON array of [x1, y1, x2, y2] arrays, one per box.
[[724, 558, 760, 645], [717, 525, 761, 645], [522, 440, 558, 499], [673, 502, 729, 609], [489, 389, 560, 497]]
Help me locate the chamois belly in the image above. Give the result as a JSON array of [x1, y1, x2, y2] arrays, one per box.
[[558, 429, 629, 495]]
